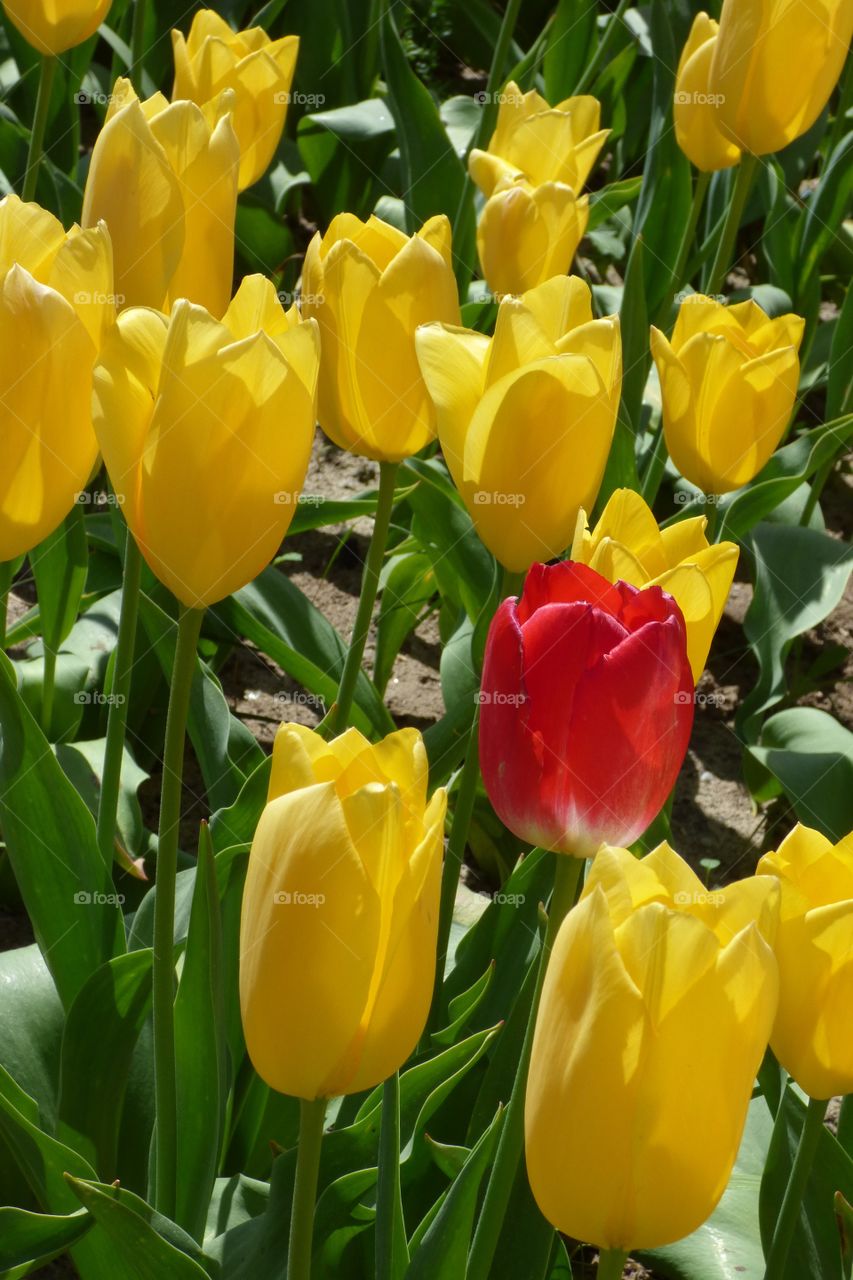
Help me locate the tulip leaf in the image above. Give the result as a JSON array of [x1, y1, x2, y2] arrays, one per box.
[[56, 948, 154, 1180], [737, 523, 853, 740], [174, 824, 227, 1243], [209, 756, 271, 855], [374, 552, 436, 696], [836, 1192, 853, 1279], [828, 284, 853, 420], [796, 131, 853, 303], [714, 415, 853, 542], [0, 653, 125, 1010], [747, 708, 853, 842], [0, 1205, 92, 1272], [212, 567, 394, 739], [431, 962, 495, 1047], [588, 176, 643, 231], [544, 0, 597, 101], [759, 1086, 853, 1280], [30, 498, 89, 657], [405, 468, 496, 624], [314, 1168, 379, 1274], [0, 943, 64, 1134], [63, 1177, 218, 1279], [405, 1104, 504, 1278]]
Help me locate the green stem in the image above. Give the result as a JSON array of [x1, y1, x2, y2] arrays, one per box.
[[288, 1098, 327, 1280], [152, 603, 204, 1218], [799, 456, 835, 527], [376, 1072, 407, 1280], [763, 1095, 826, 1279], [327, 461, 398, 736], [658, 170, 711, 323], [22, 56, 56, 202], [639, 421, 669, 506], [131, 0, 147, 81], [41, 644, 57, 738], [466, 853, 585, 1280], [0, 561, 12, 650], [426, 707, 481, 1036], [598, 1247, 629, 1279], [472, 0, 524, 151], [96, 535, 142, 866], [826, 54, 853, 160], [706, 153, 759, 297], [573, 0, 631, 95]]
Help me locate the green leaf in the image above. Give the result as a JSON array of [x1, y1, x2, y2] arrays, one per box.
[[737, 523, 853, 740], [63, 1178, 217, 1279], [374, 553, 435, 696], [432, 963, 495, 1048], [714, 416, 853, 541], [747, 708, 853, 840], [759, 1085, 853, 1280], [0, 943, 64, 1133], [30, 498, 88, 654], [405, 1105, 503, 1278], [544, 0, 596, 100], [587, 176, 643, 231], [828, 281, 853, 420], [314, 1168, 378, 1274], [405, 465, 496, 623], [209, 756, 270, 855], [379, 0, 475, 285], [0, 654, 125, 1009], [602, 234, 645, 498], [174, 825, 227, 1243], [212, 568, 394, 739], [0, 1206, 91, 1274], [57, 949, 153, 1180], [0, 1062, 97, 1216], [796, 132, 853, 302]]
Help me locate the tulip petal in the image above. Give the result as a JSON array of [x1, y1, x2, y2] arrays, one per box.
[[415, 322, 490, 492]]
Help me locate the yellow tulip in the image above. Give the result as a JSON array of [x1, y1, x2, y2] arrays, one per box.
[[0, 195, 113, 560], [526, 842, 779, 1251], [710, 0, 853, 156], [757, 823, 853, 1100], [476, 178, 589, 298], [172, 9, 299, 191], [416, 275, 620, 571], [468, 81, 609, 196], [2, 0, 111, 54], [81, 78, 239, 316], [650, 295, 804, 494], [91, 275, 319, 607], [571, 487, 738, 680], [239, 723, 447, 1100], [674, 13, 741, 172], [302, 212, 460, 462]]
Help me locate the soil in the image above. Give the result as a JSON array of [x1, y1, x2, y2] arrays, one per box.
[[3, 444, 851, 1280]]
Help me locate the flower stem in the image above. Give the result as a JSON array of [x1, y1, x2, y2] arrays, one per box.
[[152, 602, 204, 1218], [598, 1247, 629, 1279], [22, 56, 56, 202], [288, 1098, 327, 1280], [131, 0, 147, 80], [763, 1094, 826, 1279], [705, 153, 759, 297], [466, 852, 585, 1280], [667, 170, 711, 305], [376, 1072, 408, 1280], [327, 461, 398, 736], [41, 644, 57, 738], [96, 534, 142, 865], [0, 561, 12, 650]]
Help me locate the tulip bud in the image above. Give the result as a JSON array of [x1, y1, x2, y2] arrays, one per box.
[[468, 81, 609, 196], [302, 212, 460, 462], [0, 195, 113, 560], [674, 13, 741, 172], [240, 723, 447, 1100], [572, 488, 738, 681], [710, 0, 853, 156], [2, 0, 111, 54], [479, 562, 694, 855], [757, 823, 853, 1100], [81, 78, 240, 315], [91, 275, 319, 607], [172, 10, 299, 191], [526, 843, 779, 1250], [651, 295, 804, 494], [416, 275, 620, 572], [475, 178, 589, 298]]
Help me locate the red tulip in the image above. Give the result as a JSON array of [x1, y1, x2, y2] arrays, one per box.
[[479, 562, 694, 855]]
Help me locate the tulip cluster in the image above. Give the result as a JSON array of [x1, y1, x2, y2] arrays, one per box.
[[470, 83, 609, 296]]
